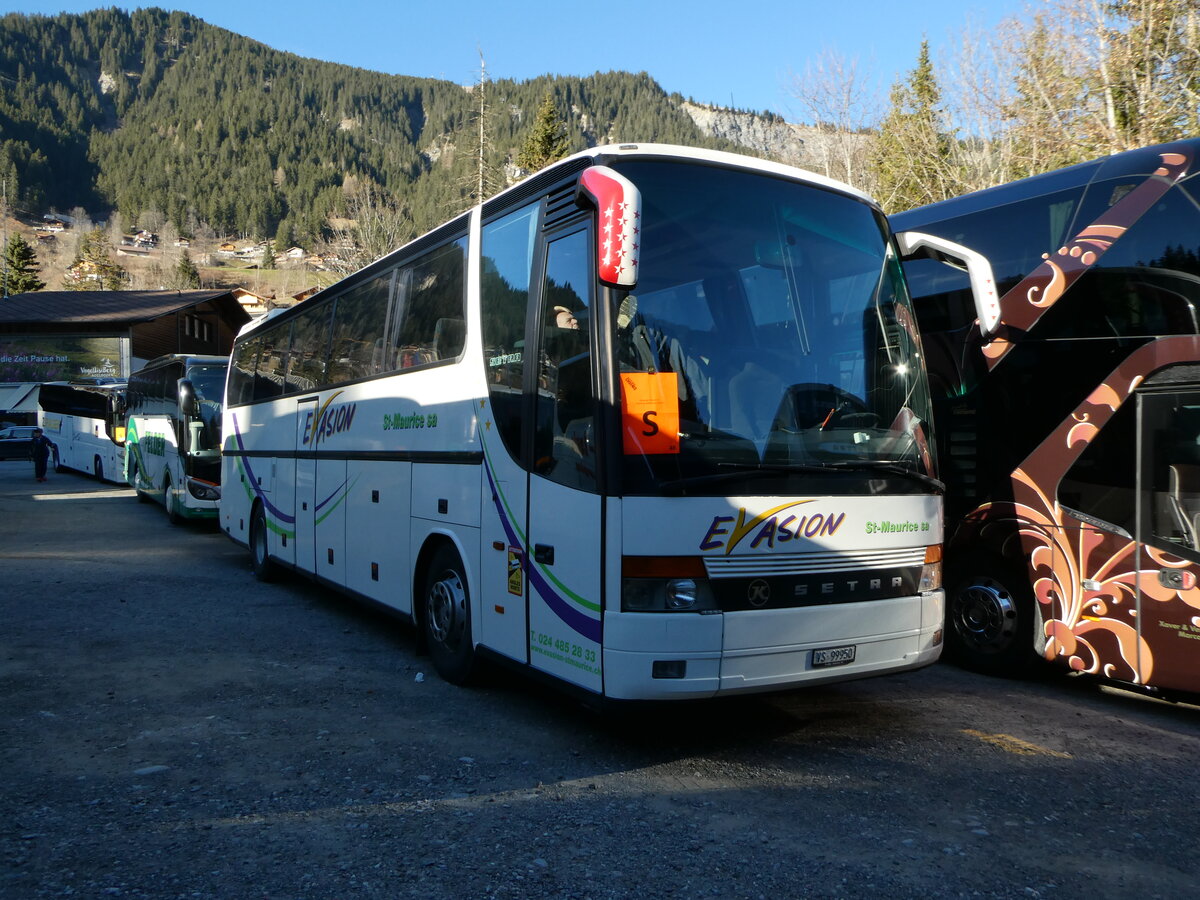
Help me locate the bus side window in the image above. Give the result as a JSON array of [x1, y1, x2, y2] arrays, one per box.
[[254, 325, 289, 401], [391, 238, 467, 369], [534, 228, 597, 492], [1059, 400, 1135, 535], [289, 302, 333, 391], [481, 203, 538, 462], [229, 338, 260, 406], [327, 273, 392, 383], [1142, 394, 1200, 558]]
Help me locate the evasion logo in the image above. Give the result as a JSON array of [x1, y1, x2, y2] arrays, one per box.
[[699, 500, 847, 554], [302, 390, 358, 447]]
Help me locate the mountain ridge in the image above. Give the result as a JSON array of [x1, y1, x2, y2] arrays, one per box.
[[0, 7, 809, 246]]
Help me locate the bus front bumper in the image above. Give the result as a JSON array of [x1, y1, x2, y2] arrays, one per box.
[[600, 591, 944, 701]]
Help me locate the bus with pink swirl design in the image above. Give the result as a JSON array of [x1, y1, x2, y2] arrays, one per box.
[[894, 139, 1200, 697], [220, 143, 990, 701]]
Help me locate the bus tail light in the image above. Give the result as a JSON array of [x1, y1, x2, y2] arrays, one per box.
[[919, 544, 943, 592], [622, 556, 716, 612]]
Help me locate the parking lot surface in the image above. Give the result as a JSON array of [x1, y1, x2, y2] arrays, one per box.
[[3, 461, 1200, 899]]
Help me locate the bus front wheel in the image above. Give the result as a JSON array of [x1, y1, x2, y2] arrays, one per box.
[[423, 545, 476, 685], [946, 562, 1039, 677], [249, 504, 277, 582], [131, 462, 150, 502], [164, 475, 181, 525], [94, 456, 103, 481]]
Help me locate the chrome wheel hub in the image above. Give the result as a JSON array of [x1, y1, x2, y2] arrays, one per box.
[[428, 570, 466, 646], [953, 578, 1018, 654]]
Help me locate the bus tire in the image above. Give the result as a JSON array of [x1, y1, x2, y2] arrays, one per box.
[[249, 503, 278, 582], [945, 561, 1039, 677], [164, 475, 182, 525], [94, 456, 103, 481], [422, 544, 476, 685]]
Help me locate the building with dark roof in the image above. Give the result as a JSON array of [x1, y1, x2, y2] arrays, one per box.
[[0, 290, 251, 419]]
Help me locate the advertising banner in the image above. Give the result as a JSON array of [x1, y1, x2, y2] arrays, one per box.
[[0, 335, 126, 381]]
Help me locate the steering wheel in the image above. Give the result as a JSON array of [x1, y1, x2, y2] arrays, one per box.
[[782, 383, 877, 430]]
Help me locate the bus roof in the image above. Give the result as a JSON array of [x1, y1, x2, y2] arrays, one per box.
[[891, 138, 1200, 230], [506, 143, 878, 209], [134, 354, 229, 373], [236, 143, 883, 343]]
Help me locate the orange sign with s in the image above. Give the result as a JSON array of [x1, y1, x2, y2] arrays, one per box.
[[620, 372, 680, 455]]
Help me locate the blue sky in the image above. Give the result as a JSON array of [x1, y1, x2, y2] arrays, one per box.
[[4, 1, 1031, 119]]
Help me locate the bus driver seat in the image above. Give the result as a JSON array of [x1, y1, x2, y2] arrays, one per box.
[[727, 360, 784, 451], [1168, 463, 1200, 551]]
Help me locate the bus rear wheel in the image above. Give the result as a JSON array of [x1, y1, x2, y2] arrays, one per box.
[[423, 545, 476, 685], [250, 504, 277, 582], [946, 563, 1039, 677]]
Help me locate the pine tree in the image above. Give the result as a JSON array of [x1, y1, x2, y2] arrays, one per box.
[[516, 92, 570, 174], [2, 233, 46, 294], [63, 228, 128, 290], [871, 40, 963, 212], [176, 251, 201, 288], [1003, 13, 1089, 179]]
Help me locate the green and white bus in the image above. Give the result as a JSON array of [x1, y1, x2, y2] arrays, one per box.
[[221, 143, 994, 701], [125, 353, 227, 522]]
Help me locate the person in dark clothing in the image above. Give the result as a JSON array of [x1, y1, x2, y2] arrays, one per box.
[[30, 427, 55, 482]]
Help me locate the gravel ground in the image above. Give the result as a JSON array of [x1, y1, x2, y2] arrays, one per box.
[[4, 463, 1200, 899]]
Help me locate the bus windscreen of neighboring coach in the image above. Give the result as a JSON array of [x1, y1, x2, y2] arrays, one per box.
[[610, 161, 935, 496], [186, 364, 226, 454]]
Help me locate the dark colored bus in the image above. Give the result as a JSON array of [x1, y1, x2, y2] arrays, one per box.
[[893, 139, 1200, 697]]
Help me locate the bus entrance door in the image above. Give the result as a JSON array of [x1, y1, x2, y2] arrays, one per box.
[[1136, 388, 1200, 692], [525, 478, 604, 693], [522, 226, 604, 693]]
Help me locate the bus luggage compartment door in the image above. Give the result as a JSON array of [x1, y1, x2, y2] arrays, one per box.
[[295, 398, 318, 575]]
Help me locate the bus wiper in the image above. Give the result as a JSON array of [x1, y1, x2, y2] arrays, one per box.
[[821, 460, 945, 493], [657, 462, 891, 495], [657, 461, 943, 495], [654, 463, 824, 494]]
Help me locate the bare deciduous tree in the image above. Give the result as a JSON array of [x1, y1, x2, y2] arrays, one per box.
[[322, 179, 413, 275], [788, 48, 881, 193]]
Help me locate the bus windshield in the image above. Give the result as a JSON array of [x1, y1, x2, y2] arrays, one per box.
[[610, 161, 934, 495], [185, 363, 226, 457]]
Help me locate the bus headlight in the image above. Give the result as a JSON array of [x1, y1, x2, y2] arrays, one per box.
[[187, 478, 221, 501], [622, 577, 717, 612], [919, 545, 943, 592], [621, 557, 717, 612]]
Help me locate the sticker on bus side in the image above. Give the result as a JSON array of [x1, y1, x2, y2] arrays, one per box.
[[507, 547, 523, 596], [620, 372, 680, 455]]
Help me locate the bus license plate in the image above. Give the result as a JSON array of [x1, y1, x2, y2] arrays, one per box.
[[812, 645, 856, 668]]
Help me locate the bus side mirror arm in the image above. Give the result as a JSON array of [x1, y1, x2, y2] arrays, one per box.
[[896, 230, 1000, 338]]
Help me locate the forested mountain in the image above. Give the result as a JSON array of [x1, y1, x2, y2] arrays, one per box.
[[0, 7, 780, 246]]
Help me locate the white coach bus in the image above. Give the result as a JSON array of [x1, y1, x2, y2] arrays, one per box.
[[221, 143, 994, 701], [125, 353, 228, 522], [37, 379, 126, 482]]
